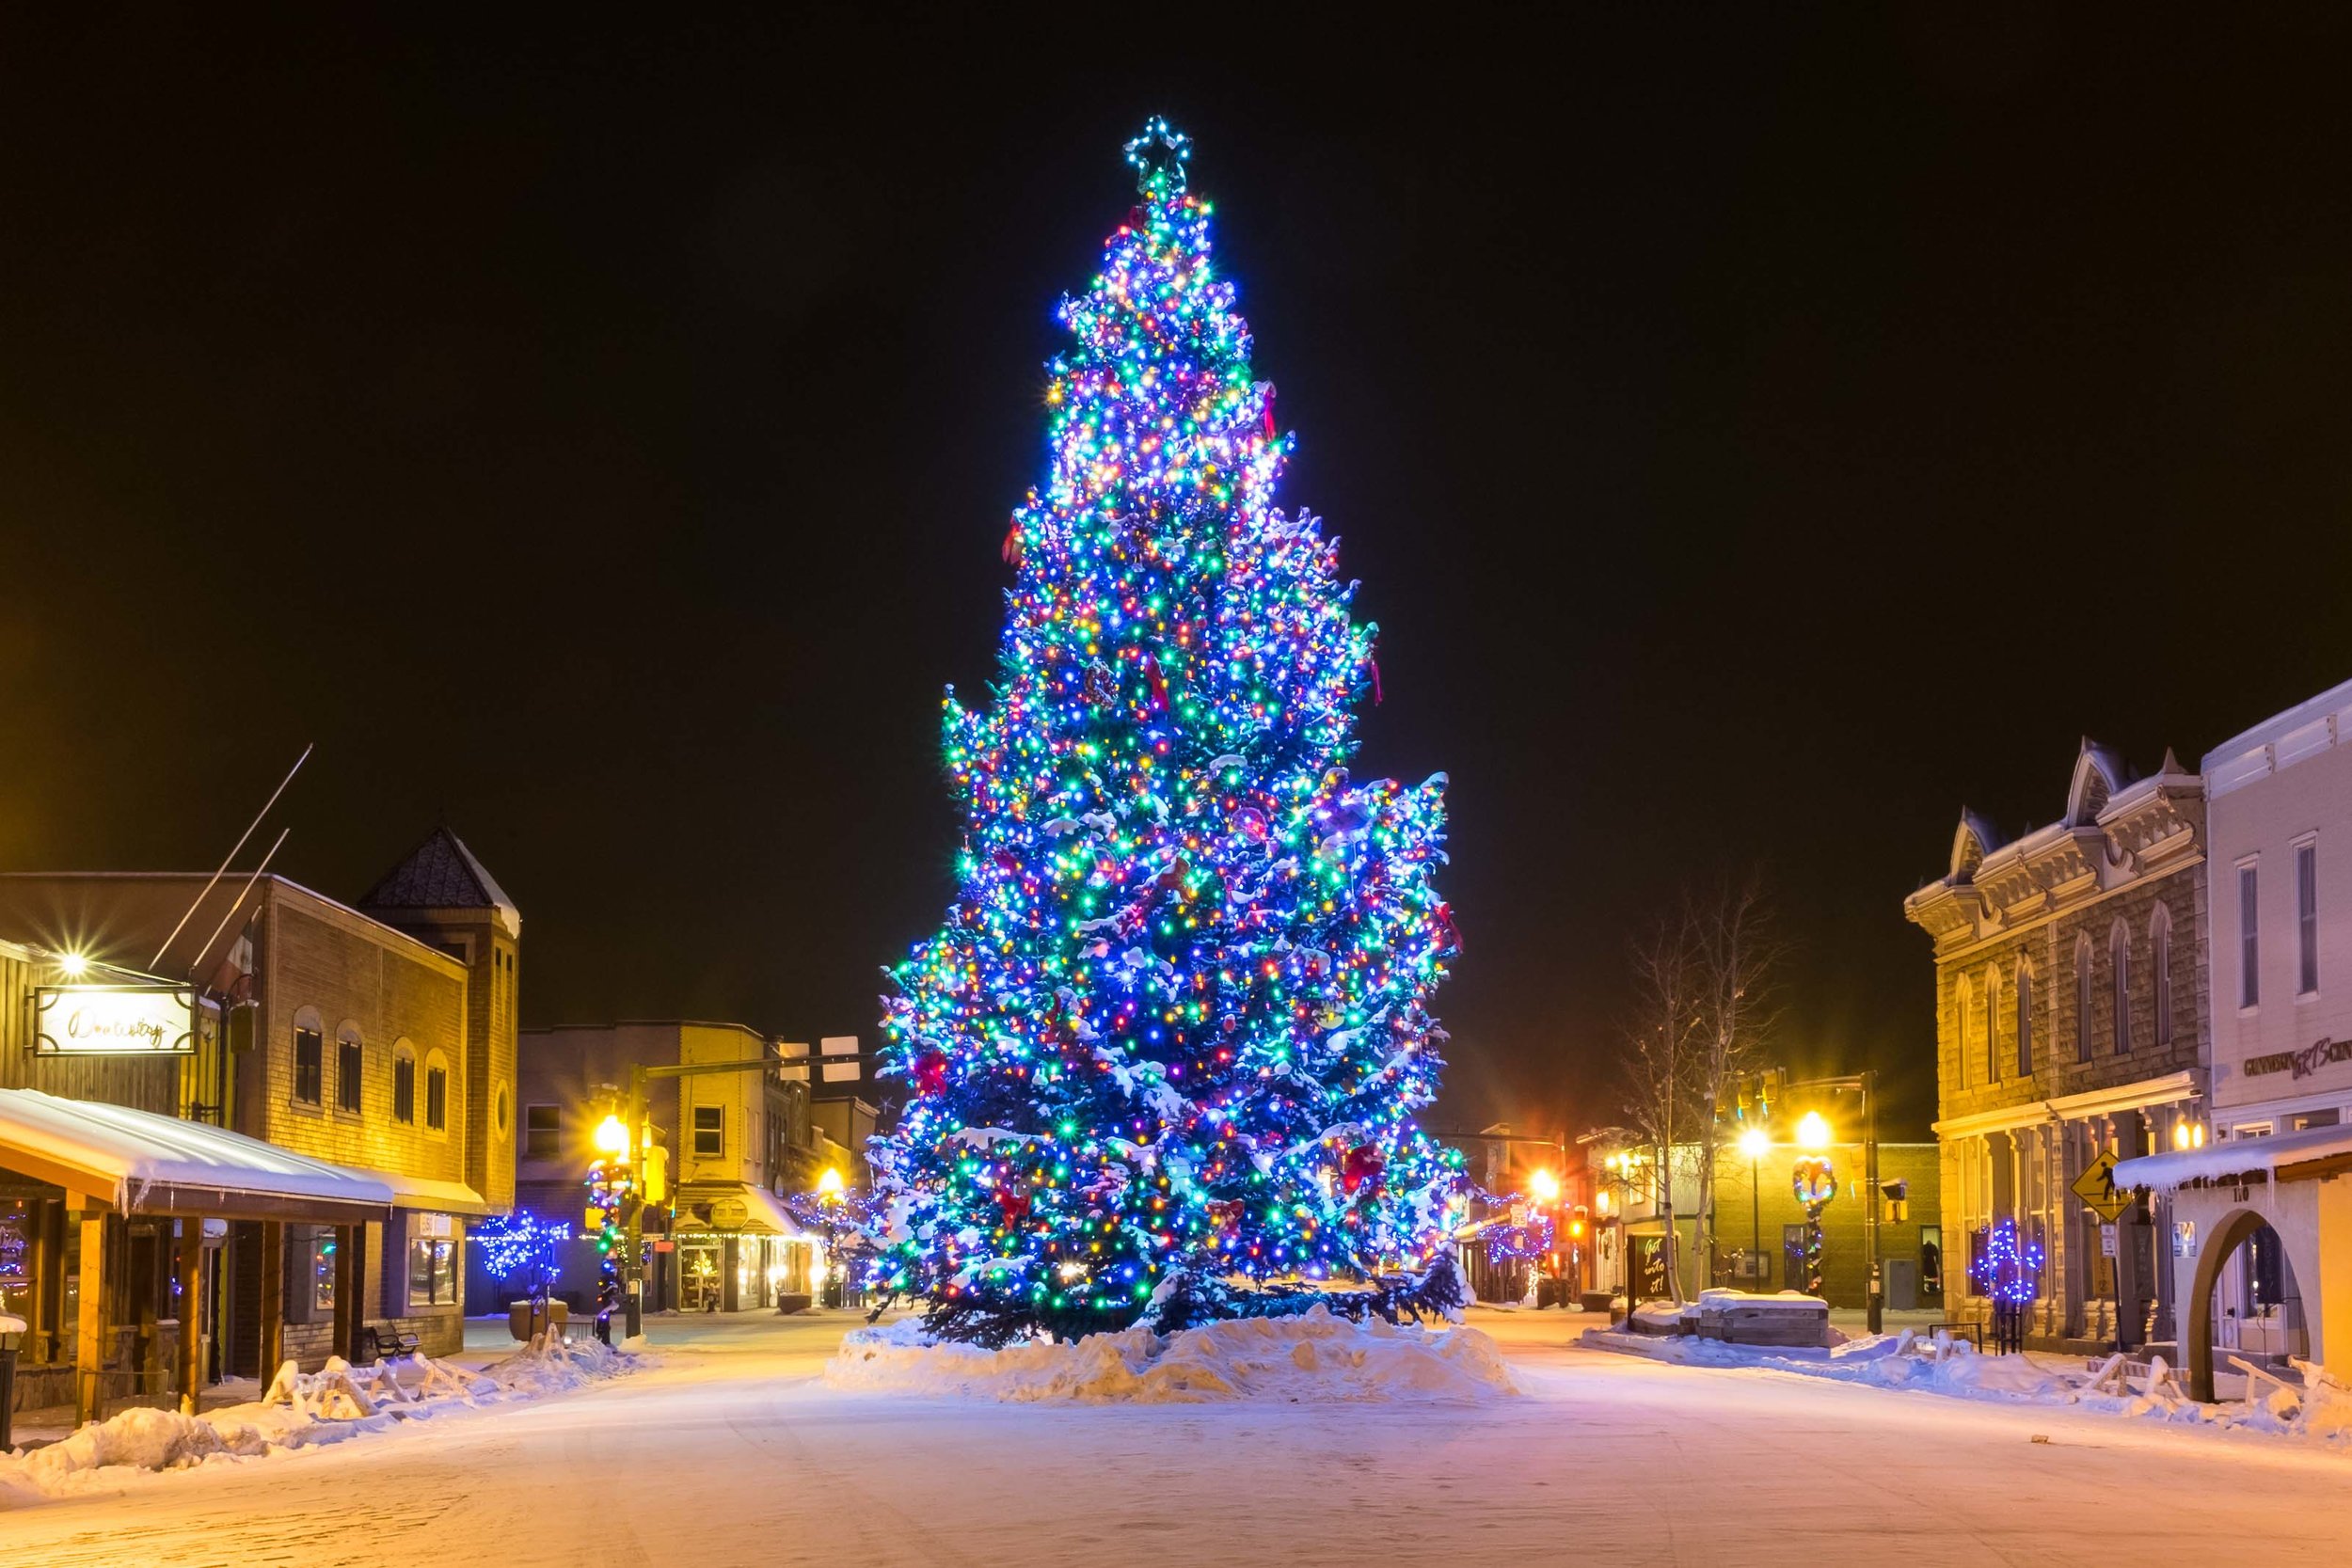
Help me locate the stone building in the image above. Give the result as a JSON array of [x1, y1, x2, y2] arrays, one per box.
[[1905, 740, 2208, 1352]]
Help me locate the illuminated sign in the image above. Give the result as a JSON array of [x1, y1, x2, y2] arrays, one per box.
[[33, 985, 196, 1055]]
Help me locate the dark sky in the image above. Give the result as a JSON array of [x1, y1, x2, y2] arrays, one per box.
[[7, 10, 2352, 1139]]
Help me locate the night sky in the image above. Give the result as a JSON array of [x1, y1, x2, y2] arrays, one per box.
[[7, 11, 2352, 1139]]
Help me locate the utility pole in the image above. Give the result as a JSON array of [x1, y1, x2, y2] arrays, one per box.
[[1781, 1070, 1883, 1334]]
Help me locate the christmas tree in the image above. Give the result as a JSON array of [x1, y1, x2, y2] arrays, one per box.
[[869, 119, 1461, 1344]]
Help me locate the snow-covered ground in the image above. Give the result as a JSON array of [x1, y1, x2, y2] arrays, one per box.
[[4, 1307, 2350, 1566]]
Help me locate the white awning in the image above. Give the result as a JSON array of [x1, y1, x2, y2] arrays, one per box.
[[349, 1167, 494, 1217], [0, 1086, 395, 1219], [2114, 1123, 2352, 1192], [674, 1181, 809, 1239]]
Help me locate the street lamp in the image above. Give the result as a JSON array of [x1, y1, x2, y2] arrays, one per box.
[[1528, 1168, 1559, 1203], [593, 1113, 630, 1157], [817, 1166, 845, 1199], [1796, 1110, 1831, 1150], [1737, 1126, 1770, 1275]]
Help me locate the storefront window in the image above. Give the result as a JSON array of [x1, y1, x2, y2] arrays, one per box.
[[408, 1236, 455, 1307], [311, 1231, 338, 1313]]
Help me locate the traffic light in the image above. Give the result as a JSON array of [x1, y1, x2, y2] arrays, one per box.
[[1566, 1205, 1589, 1240]]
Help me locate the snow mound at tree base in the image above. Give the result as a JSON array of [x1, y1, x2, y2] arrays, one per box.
[[828, 1304, 1518, 1403]]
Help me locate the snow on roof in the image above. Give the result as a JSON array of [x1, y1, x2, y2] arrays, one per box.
[[349, 1166, 493, 1216], [675, 1180, 809, 1238], [0, 1088, 395, 1212], [2113, 1122, 2352, 1192], [2201, 675, 2352, 775]]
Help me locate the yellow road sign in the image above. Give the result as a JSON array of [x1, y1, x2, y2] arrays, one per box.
[[2072, 1148, 2133, 1222]]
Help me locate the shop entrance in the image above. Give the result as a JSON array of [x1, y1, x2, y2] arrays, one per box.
[[2186, 1206, 2308, 1401]]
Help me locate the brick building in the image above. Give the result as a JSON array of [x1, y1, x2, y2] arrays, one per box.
[[507, 1022, 827, 1315], [1905, 740, 2208, 1352], [0, 830, 519, 1385]]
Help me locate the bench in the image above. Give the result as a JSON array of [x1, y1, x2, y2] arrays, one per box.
[[359, 1325, 421, 1361]]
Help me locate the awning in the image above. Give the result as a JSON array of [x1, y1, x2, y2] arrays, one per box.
[[2115, 1123, 2352, 1193], [673, 1181, 809, 1239], [352, 1167, 495, 1217], [0, 1086, 394, 1222]]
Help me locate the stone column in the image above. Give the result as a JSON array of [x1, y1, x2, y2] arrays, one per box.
[[176, 1218, 204, 1414]]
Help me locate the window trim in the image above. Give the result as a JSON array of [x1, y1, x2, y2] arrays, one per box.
[[2151, 904, 2174, 1049], [2110, 920, 2132, 1055], [1983, 966, 2002, 1085], [292, 1016, 326, 1108], [423, 1053, 451, 1136], [334, 1023, 364, 1117], [692, 1103, 724, 1160], [2015, 960, 2034, 1079], [2240, 858, 2262, 1013], [2296, 836, 2320, 1000], [392, 1044, 419, 1126], [523, 1102, 561, 1160], [2074, 934, 2093, 1064]]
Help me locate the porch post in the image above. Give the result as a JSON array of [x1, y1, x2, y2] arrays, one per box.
[[259, 1221, 285, 1379], [176, 1218, 204, 1414], [74, 1202, 106, 1427], [332, 1224, 359, 1361]]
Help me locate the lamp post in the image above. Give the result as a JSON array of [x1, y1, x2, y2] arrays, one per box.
[[1737, 1125, 1769, 1275]]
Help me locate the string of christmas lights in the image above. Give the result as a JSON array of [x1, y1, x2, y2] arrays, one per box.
[[865, 118, 1461, 1343]]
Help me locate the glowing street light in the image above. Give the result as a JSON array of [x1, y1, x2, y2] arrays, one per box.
[[56, 952, 88, 979], [1737, 1126, 1771, 1162], [1528, 1168, 1560, 1204], [817, 1166, 846, 1201], [1796, 1110, 1832, 1150], [593, 1113, 630, 1157]]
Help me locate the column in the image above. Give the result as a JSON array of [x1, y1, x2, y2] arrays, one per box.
[[332, 1224, 359, 1361], [260, 1221, 285, 1379], [176, 1218, 204, 1414], [74, 1203, 106, 1428]]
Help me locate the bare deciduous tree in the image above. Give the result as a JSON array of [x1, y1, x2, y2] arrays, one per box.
[[1689, 876, 1786, 1291], [1621, 911, 1703, 1305]]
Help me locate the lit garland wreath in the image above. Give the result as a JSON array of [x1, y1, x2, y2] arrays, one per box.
[[1789, 1157, 1838, 1211]]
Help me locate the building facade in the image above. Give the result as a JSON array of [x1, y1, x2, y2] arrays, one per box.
[[2108, 678, 2352, 1395], [506, 1022, 826, 1315], [0, 831, 517, 1387], [1906, 741, 2208, 1352]]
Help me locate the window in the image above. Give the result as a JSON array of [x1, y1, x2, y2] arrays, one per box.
[[2074, 936, 2093, 1063], [2298, 842, 2320, 996], [2110, 923, 2131, 1054], [310, 1230, 338, 1313], [407, 1234, 456, 1307], [1984, 969, 2002, 1084], [2016, 964, 2034, 1079], [425, 1064, 448, 1132], [693, 1105, 724, 1159], [2152, 905, 2174, 1048], [393, 1053, 417, 1125], [294, 1025, 324, 1105], [2241, 863, 2261, 1008], [336, 1030, 363, 1115], [524, 1103, 560, 1159], [2291, 1108, 2341, 1132]]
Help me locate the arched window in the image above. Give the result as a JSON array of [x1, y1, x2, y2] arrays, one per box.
[[392, 1038, 419, 1125], [292, 1006, 326, 1107], [424, 1049, 451, 1134], [1955, 974, 1974, 1088], [2074, 935, 2093, 1063], [1984, 967, 2003, 1084], [2152, 903, 2174, 1048], [2015, 960, 2035, 1079], [2110, 921, 2132, 1054], [335, 1022, 363, 1116]]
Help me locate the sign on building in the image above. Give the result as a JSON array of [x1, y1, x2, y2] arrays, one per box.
[[33, 985, 195, 1054]]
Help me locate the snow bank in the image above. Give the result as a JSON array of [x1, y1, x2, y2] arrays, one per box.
[[1580, 1325, 2352, 1447], [0, 1333, 641, 1510], [827, 1305, 1518, 1404]]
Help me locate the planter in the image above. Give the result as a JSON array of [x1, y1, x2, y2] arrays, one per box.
[[507, 1298, 571, 1341]]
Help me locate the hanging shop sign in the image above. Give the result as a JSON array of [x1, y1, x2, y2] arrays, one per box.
[[2244, 1037, 2352, 1082], [33, 985, 195, 1055]]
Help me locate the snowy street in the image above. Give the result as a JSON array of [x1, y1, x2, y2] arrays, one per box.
[[8, 1308, 2351, 1567]]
